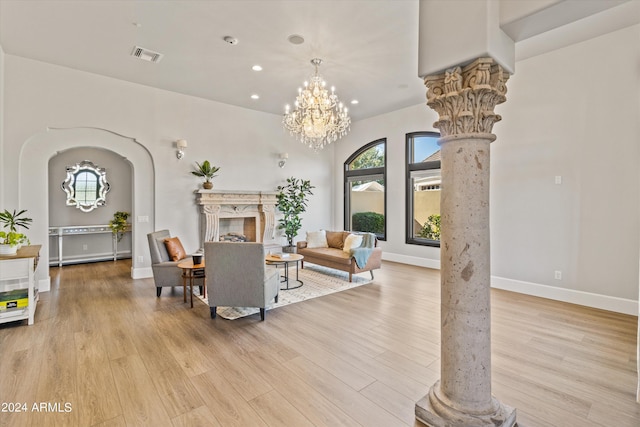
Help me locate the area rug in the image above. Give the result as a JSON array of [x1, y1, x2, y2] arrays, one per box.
[[195, 264, 371, 320]]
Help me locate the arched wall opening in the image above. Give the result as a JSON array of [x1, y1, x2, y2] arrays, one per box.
[[19, 127, 155, 290]]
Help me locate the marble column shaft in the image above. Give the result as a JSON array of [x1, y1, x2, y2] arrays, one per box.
[[415, 58, 516, 427]]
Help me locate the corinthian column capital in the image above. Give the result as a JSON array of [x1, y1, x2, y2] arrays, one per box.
[[424, 57, 510, 140]]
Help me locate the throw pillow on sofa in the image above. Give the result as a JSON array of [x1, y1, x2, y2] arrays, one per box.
[[325, 231, 345, 249], [343, 234, 363, 253], [306, 230, 328, 248]]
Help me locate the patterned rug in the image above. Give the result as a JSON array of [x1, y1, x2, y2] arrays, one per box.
[[195, 264, 372, 320]]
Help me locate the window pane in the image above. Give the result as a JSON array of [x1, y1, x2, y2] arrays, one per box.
[[413, 135, 440, 163], [411, 169, 441, 241], [349, 178, 385, 235], [76, 171, 98, 204], [349, 143, 384, 170]]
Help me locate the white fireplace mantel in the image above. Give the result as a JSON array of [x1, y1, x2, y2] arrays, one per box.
[[195, 190, 280, 251]]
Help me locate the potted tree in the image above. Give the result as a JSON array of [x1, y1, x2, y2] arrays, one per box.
[[191, 160, 221, 189], [0, 209, 32, 256], [276, 177, 315, 253]]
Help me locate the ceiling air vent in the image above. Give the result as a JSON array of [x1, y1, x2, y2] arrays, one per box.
[[131, 46, 164, 63]]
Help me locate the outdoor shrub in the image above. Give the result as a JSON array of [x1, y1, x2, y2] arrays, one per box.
[[352, 212, 384, 234], [418, 214, 441, 240]]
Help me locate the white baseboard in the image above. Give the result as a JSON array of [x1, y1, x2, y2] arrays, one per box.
[[381, 253, 637, 315], [38, 277, 51, 292], [382, 252, 440, 270], [491, 276, 638, 316], [132, 267, 153, 279]]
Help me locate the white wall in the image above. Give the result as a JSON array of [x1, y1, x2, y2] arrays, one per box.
[[334, 24, 640, 313], [2, 55, 335, 284], [0, 42, 4, 206], [492, 23, 640, 311]]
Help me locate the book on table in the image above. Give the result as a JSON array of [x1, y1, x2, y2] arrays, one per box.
[[270, 253, 290, 259]]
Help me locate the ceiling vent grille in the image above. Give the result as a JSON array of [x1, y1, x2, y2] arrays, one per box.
[[131, 46, 164, 63]]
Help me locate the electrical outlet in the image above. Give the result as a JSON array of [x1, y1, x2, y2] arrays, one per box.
[[554, 271, 562, 280], [137, 256, 144, 263], [555, 176, 562, 185], [82, 244, 88, 251]]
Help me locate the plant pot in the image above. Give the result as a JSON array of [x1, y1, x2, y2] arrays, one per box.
[[0, 244, 18, 256], [282, 245, 297, 254], [202, 181, 213, 190]]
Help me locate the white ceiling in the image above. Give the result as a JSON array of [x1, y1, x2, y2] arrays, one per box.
[[0, 0, 636, 122]]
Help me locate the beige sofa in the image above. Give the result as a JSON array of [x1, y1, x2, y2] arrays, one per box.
[[296, 231, 382, 282]]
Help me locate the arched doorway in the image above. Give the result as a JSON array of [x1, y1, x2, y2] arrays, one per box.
[[18, 127, 155, 290]]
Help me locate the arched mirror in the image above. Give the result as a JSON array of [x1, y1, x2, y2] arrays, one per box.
[[61, 160, 110, 212]]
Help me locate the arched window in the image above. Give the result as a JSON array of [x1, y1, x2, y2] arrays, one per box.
[[406, 132, 441, 246], [344, 139, 386, 240]]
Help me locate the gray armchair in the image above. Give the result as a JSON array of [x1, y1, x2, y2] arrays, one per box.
[[205, 241, 279, 321], [147, 230, 188, 297]]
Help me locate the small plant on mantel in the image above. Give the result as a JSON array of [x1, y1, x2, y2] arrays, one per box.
[[0, 209, 32, 256], [108, 211, 130, 242], [276, 177, 315, 252], [191, 160, 221, 189]]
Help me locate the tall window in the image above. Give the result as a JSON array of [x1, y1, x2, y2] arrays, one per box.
[[406, 132, 441, 246], [344, 139, 386, 240]]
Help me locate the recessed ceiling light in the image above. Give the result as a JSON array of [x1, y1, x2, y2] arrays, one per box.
[[223, 36, 239, 45], [252, 65, 263, 71], [351, 100, 359, 105], [251, 94, 260, 100], [287, 34, 305, 45]]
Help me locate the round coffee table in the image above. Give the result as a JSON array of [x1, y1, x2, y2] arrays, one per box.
[[265, 253, 304, 290]]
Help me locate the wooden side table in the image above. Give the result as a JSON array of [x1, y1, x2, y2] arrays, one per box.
[[177, 259, 206, 308]]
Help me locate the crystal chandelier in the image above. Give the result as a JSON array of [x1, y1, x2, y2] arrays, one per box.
[[283, 58, 351, 150]]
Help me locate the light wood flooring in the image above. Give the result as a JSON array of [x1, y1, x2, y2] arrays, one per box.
[[0, 260, 638, 427]]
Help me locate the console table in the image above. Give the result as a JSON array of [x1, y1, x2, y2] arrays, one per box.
[[0, 245, 41, 326], [49, 224, 131, 266]]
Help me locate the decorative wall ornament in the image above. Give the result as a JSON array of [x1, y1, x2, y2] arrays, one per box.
[[423, 57, 510, 140], [61, 160, 110, 212]]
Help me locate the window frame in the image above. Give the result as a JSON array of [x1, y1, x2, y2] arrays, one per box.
[[344, 138, 387, 241], [406, 131, 441, 247]]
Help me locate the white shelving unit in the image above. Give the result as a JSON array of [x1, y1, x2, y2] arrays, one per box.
[[0, 245, 40, 326]]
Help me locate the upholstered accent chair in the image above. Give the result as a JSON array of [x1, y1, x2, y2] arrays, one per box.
[[204, 241, 279, 321], [147, 229, 188, 297]]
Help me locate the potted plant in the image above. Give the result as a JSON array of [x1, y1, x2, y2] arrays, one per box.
[[276, 177, 315, 253], [0, 209, 32, 256], [191, 160, 221, 189], [108, 211, 130, 242]]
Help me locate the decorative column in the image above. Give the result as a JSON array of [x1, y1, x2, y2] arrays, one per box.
[[415, 58, 516, 426]]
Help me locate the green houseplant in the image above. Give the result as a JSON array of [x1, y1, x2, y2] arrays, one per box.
[[0, 209, 32, 256], [108, 211, 130, 242], [191, 160, 221, 189], [276, 177, 315, 252]]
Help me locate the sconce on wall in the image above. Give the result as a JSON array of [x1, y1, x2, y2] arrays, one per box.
[[279, 153, 289, 168], [176, 139, 188, 160]]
